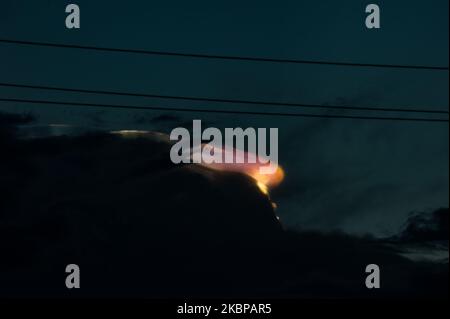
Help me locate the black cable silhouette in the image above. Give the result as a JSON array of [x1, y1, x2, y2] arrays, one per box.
[[0, 97, 447, 123], [0, 82, 447, 115], [0, 39, 448, 71]]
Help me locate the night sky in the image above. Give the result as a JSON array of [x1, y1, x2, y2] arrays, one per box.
[[0, 0, 448, 237]]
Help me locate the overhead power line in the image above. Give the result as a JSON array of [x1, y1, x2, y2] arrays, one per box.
[[0, 97, 447, 123], [0, 82, 447, 115], [0, 39, 448, 71]]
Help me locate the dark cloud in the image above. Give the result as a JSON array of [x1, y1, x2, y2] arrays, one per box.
[[0, 113, 447, 298], [0, 112, 34, 126], [393, 208, 449, 243]]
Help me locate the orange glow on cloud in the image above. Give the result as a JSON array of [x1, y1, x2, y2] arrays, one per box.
[[195, 145, 284, 195]]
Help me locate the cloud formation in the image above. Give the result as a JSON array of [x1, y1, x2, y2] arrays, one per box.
[[0, 112, 447, 298]]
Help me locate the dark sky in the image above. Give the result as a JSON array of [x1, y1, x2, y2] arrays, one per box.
[[0, 0, 448, 236]]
